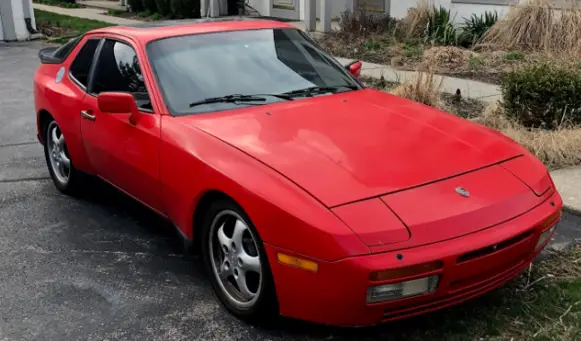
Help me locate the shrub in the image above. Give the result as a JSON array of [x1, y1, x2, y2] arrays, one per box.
[[338, 9, 395, 35], [127, 0, 144, 12], [137, 10, 152, 17], [142, 0, 158, 13], [170, 0, 200, 18], [150, 12, 163, 20], [459, 11, 498, 47], [34, 0, 80, 7], [501, 62, 581, 129], [155, 0, 171, 16]]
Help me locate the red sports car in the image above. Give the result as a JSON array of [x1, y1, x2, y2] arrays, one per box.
[[34, 18, 563, 326]]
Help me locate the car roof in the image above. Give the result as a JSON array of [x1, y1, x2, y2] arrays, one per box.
[[90, 17, 298, 43]]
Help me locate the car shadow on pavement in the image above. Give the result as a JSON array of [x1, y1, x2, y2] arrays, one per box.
[[72, 176, 190, 254]]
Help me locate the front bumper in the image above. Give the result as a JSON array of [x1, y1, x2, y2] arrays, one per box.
[[264, 190, 562, 327]]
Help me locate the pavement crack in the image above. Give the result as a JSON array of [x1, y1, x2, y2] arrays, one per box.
[[0, 141, 38, 148], [0, 176, 51, 183]]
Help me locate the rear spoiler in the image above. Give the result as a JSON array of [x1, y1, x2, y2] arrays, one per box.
[[38, 35, 82, 64], [38, 46, 62, 64]]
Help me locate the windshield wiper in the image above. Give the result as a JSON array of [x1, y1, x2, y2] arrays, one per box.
[[189, 94, 292, 108], [283, 85, 358, 98]]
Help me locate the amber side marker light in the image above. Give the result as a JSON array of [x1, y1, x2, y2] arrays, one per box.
[[370, 260, 444, 282], [277, 253, 318, 273], [540, 210, 562, 230], [536, 210, 562, 250]]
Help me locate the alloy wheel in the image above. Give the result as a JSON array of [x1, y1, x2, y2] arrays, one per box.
[[209, 210, 263, 309], [46, 121, 71, 186]]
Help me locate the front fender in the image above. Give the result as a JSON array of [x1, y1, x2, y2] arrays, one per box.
[[160, 117, 370, 262]]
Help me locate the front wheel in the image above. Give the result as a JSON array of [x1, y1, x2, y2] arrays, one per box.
[[43, 120, 83, 194], [201, 199, 278, 323]]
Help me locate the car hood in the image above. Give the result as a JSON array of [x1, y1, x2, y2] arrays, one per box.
[[189, 89, 525, 207]]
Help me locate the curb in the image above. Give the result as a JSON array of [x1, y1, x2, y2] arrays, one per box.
[[564, 206, 581, 217]]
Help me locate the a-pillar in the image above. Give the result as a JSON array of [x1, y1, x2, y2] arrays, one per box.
[[0, 0, 34, 41]]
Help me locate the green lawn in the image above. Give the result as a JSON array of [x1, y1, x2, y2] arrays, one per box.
[[34, 9, 112, 42]]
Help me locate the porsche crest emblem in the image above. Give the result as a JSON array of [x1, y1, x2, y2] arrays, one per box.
[[455, 187, 470, 198]]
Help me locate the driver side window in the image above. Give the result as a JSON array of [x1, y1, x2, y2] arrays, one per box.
[[91, 39, 153, 112]]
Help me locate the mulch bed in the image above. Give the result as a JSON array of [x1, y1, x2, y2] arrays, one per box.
[[315, 32, 532, 85], [360, 76, 485, 119]]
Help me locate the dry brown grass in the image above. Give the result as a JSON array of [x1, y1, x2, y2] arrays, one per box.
[[482, 0, 581, 57], [422, 46, 474, 71], [389, 72, 446, 110], [400, 0, 432, 39], [475, 103, 581, 169]]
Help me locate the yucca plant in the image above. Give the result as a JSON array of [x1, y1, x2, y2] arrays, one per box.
[[424, 6, 458, 46], [459, 11, 498, 47]]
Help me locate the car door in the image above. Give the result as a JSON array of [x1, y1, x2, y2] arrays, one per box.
[[80, 36, 164, 213]]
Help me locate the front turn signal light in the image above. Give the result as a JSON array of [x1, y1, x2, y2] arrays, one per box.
[[277, 253, 318, 273], [370, 260, 443, 282]]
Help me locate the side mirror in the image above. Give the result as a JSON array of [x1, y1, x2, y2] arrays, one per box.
[[345, 61, 362, 78], [97, 92, 139, 125]]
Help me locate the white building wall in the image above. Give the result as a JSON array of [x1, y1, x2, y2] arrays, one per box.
[[246, 0, 353, 20], [247, 0, 272, 16], [299, 0, 352, 20], [11, 0, 30, 40], [23, 0, 35, 29], [247, 0, 526, 28], [0, 0, 31, 41]]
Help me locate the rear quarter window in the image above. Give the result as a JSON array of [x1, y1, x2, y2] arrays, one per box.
[[54, 36, 82, 60]]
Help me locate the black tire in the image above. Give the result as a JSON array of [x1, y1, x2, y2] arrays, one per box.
[[200, 198, 279, 324], [43, 119, 84, 195]]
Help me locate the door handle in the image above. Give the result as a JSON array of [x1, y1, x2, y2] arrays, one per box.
[[81, 110, 96, 121]]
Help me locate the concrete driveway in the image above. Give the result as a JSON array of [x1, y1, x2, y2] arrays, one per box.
[[1, 41, 580, 341]]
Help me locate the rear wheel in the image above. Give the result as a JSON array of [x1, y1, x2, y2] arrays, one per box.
[[43, 120, 83, 194], [201, 199, 278, 323]]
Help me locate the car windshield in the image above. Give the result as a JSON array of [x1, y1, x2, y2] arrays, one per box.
[[146, 28, 362, 116]]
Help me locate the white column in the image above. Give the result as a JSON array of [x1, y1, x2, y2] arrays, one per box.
[[0, 0, 31, 41], [304, 0, 316, 31], [22, 0, 36, 31], [209, 0, 220, 17], [320, 0, 332, 32]]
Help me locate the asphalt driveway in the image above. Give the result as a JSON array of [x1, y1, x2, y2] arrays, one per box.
[[1, 41, 580, 341]]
